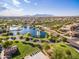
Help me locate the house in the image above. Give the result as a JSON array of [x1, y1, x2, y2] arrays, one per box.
[[69, 23, 79, 38], [0, 45, 2, 53], [64, 23, 79, 48], [60, 25, 71, 32], [0, 46, 18, 59]]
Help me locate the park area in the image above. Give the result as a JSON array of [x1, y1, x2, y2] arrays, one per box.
[[12, 41, 40, 59]]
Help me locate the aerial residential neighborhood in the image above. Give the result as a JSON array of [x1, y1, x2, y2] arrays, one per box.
[[0, 0, 79, 59], [0, 16, 79, 59]]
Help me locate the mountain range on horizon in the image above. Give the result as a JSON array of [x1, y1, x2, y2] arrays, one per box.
[[0, 14, 54, 17], [0, 14, 78, 17]]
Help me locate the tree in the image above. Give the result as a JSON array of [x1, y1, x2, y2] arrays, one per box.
[[25, 33, 31, 37], [66, 50, 72, 59], [0, 39, 2, 43], [17, 32, 20, 35], [11, 37, 16, 40], [19, 36, 24, 39], [25, 37, 30, 41], [52, 36, 59, 43], [2, 41, 13, 48], [62, 37, 67, 42], [14, 40, 19, 43], [45, 32, 49, 38], [9, 32, 13, 36]]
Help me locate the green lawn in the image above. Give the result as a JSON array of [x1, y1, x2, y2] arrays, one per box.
[[12, 41, 40, 59], [50, 43, 79, 59]]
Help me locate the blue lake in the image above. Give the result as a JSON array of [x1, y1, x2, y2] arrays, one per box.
[[10, 26, 46, 38]]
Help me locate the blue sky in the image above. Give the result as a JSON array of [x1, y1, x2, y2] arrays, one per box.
[[0, 0, 79, 16]]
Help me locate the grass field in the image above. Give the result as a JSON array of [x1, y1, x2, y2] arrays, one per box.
[[50, 43, 79, 59], [12, 41, 40, 59]]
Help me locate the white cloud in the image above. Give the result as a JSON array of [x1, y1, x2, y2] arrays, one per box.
[[24, 0, 31, 3], [3, 3, 8, 7], [0, 3, 9, 11], [0, 8, 26, 16], [0, 2, 7, 7], [12, 0, 20, 6], [2, 3, 9, 8]]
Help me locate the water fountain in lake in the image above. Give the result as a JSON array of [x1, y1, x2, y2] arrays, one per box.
[[36, 28, 40, 38]]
